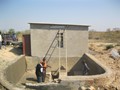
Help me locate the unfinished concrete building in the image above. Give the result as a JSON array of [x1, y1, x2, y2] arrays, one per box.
[[30, 22, 89, 76], [30, 23, 89, 57]]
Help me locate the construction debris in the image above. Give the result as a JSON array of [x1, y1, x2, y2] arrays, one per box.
[[110, 49, 120, 60], [25, 82, 58, 86], [80, 86, 96, 90]]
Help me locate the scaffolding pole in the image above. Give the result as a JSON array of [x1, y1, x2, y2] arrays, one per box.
[[65, 27, 68, 75], [58, 29, 60, 77]]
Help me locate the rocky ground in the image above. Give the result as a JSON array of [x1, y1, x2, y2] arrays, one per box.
[[0, 42, 120, 90], [89, 41, 120, 90]]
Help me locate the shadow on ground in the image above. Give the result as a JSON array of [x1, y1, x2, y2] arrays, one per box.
[[26, 78, 37, 82], [9, 47, 23, 55]]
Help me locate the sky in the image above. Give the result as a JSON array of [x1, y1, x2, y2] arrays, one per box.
[[0, 0, 120, 31]]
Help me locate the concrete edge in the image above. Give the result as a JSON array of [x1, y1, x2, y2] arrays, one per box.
[[0, 55, 26, 90], [62, 53, 113, 85]]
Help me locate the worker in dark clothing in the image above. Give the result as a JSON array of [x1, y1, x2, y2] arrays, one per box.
[[35, 63, 43, 83]]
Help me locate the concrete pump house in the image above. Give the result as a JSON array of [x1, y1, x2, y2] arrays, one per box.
[[29, 22, 89, 75], [30, 23, 89, 56]]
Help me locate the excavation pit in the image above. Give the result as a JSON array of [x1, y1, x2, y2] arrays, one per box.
[[0, 53, 112, 90]]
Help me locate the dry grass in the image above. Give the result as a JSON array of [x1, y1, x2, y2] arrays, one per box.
[[89, 31, 120, 43]]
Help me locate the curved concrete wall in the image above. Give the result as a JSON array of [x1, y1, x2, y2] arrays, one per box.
[[25, 54, 109, 76], [0, 54, 112, 90], [5, 56, 27, 84], [24, 54, 113, 90], [25, 53, 112, 87], [0, 55, 27, 90], [61, 53, 112, 86]]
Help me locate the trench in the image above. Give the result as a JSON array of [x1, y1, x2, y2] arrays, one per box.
[[0, 53, 112, 90]]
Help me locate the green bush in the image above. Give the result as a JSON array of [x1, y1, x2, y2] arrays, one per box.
[[106, 45, 114, 50]]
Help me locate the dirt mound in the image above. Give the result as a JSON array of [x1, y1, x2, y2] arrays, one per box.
[[0, 46, 21, 70]]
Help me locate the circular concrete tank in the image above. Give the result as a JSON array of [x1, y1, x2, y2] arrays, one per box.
[[0, 53, 112, 90]]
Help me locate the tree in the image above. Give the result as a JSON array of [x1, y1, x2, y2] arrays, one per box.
[[16, 31, 23, 41], [23, 30, 30, 34], [8, 29, 15, 35]]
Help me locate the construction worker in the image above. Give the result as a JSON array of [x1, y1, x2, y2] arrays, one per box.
[[41, 57, 51, 82], [35, 62, 43, 83]]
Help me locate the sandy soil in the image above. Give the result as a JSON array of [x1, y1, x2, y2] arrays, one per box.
[[0, 46, 22, 71]]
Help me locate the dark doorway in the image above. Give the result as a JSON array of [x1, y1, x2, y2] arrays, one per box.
[[23, 34, 31, 56]]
